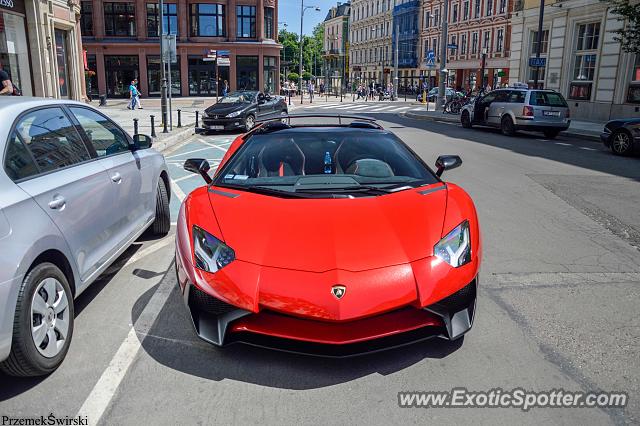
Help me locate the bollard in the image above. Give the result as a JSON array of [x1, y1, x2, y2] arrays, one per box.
[[162, 111, 168, 133], [150, 115, 157, 138], [177, 109, 182, 128], [195, 110, 199, 128], [288, 92, 291, 106], [133, 118, 139, 136]]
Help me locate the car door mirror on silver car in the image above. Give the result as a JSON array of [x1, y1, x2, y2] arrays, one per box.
[[184, 158, 212, 184], [133, 134, 153, 150], [435, 155, 463, 177]]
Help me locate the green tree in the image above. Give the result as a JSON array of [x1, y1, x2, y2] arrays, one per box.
[[287, 72, 299, 82], [602, 0, 640, 53], [302, 71, 313, 81], [279, 29, 300, 74]]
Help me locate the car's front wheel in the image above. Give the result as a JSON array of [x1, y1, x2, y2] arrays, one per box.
[[244, 114, 255, 131], [152, 178, 170, 236], [0, 263, 74, 377], [501, 116, 516, 136], [611, 129, 633, 156], [461, 110, 472, 128]]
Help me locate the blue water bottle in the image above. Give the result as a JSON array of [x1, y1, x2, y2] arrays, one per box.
[[324, 151, 332, 174]]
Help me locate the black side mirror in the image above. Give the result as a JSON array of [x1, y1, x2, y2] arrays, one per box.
[[184, 158, 212, 184], [435, 155, 462, 177], [133, 134, 152, 150]]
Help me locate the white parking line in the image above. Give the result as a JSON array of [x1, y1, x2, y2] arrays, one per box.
[[77, 256, 176, 425], [165, 146, 215, 159], [197, 139, 231, 153], [579, 146, 597, 151], [555, 142, 571, 146], [170, 178, 187, 202]]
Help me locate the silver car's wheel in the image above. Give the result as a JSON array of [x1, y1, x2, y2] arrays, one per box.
[[31, 278, 70, 358], [611, 130, 632, 156]]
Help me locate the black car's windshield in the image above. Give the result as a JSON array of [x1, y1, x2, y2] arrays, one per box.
[[219, 91, 256, 104], [215, 128, 438, 197]]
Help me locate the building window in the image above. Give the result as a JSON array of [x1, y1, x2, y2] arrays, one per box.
[[486, 0, 492, 16], [483, 30, 490, 50], [424, 11, 430, 28], [474, 0, 480, 18], [450, 35, 457, 56], [471, 32, 477, 53], [236, 6, 256, 38], [461, 33, 467, 54], [190, 4, 225, 37], [264, 7, 274, 39], [530, 29, 549, 55], [463, 1, 469, 20], [569, 22, 600, 100], [147, 56, 181, 96], [628, 56, 640, 103], [104, 2, 136, 37], [147, 4, 178, 37], [80, 1, 93, 36], [452, 4, 458, 22], [499, 0, 506, 13], [496, 28, 503, 52], [236, 56, 258, 90], [434, 8, 440, 25]]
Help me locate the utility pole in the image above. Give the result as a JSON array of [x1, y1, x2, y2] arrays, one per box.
[[393, 24, 399, 101], [533, 0, 545, 88], [160, 0, 167, 126], [438, 0, 449, 110], [299, 0, 305, 105]]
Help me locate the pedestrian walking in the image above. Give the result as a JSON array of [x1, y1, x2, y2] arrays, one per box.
[[0, 63, 14, 96], [127, 79, 142, 110], [222, 80, 229, 97]]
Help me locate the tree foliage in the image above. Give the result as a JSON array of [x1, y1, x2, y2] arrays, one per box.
[[287, 72, 299, 82], [603, 0, 640, 53], [279, 23, 325, 77]]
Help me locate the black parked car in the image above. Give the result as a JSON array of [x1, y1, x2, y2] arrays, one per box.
[[202, 91, 288, 132], [600, 118, 640, 156]]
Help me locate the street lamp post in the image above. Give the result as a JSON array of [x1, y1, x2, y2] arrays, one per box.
[[533, 0, 545, 89], [480, 48, 487, 92], [299, 1, 320, 105], [437, 0, 449, 110]]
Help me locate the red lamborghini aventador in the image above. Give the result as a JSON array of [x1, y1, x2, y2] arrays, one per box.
[[175, 116, 482, 356]]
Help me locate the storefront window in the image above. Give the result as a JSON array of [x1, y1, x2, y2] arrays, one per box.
[[263, 56, 276, 94], [190, 4, 225, 37], [147, 55, 181, 96], [54, 29, 70, 98], [104, 55, 139, 97], [569, 22, 599, 100], [80, 1, 93, 36], [104, 2, 136, 37], [236, 56, 258, 90], [264, 7, 274, 39], [85, 54, 99, 98], [236, 6, 256, 38], [188, 56, 229, 96], [147, 3, 177, 37], [0, 11, 32, 96], [627, 55, 640, 104]]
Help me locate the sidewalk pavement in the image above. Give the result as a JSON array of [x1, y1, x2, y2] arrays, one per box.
[[403, 104, 603, 141]]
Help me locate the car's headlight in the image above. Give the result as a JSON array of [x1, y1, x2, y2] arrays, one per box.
[[434, 221, 471, 267], [226, 110, 242, 118], [192, 225, 235, 272]]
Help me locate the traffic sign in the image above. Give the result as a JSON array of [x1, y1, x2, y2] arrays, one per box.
[[529, 57, 546, 67], [447, 43, 458, 50], [425, 50, 435, 67], [162, 34, 177, 63]]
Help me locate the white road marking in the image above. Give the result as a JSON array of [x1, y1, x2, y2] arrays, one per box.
[[197, 139, 231, 153], [172, 174, 198, 183], [170, 178, 187, 202], [366, 105, 397, 112], [77, 256, 176, 425], [555, 142, 571, 146], [165, 146, 216, 158], [388, 106, 410, 112], [579, 146, 597, 151]]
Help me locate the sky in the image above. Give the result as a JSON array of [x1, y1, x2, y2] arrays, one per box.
[[278, 0, 336, 36]]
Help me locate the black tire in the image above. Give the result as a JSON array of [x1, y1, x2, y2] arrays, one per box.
[[0, 263, 74, 377], [280, 110, 289, 124], [610, 129, 633, 156], [244, 114, 255, 132], [152, 178, 170, 236], [501, 116, 516, 136], [450, 101, 462, 114], [543, 129, 560, 139], [461, 111, 472, 128]]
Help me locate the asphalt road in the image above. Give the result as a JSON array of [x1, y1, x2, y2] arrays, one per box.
[[1, 104, 639, 426]]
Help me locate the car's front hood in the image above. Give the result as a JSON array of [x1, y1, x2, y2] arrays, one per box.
[[207, 185, 447, 272], [204, 102, 249, 115]]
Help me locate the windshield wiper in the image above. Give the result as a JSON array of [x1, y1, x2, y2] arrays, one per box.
[[295, 185, 394, 195], [220, 184, 311, 198]]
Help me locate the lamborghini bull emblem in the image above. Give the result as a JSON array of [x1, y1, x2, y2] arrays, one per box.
[[331, 285, 346, 299]]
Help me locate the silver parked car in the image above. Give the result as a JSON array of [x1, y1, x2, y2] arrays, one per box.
[[460, 88, 571, 138], [0, 98, 170, 376]]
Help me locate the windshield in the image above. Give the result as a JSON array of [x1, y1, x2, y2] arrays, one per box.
[[215, 129, 438, 197], [219, 92, 255, 104]]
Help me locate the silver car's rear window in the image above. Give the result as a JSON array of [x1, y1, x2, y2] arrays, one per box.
[[529, 91, 568, 107]]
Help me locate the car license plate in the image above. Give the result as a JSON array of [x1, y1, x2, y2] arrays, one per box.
[[212, 125, 224, 130], [543, 111, 560, 117]]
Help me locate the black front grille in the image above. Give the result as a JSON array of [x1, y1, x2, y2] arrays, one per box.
[[189, 286, 236, 316], [435, 280, 477, 312]]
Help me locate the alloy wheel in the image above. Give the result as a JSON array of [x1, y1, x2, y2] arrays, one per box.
[[612, 131, 630, 154], [31, 278, 70, 358], [245, 115, 255, 130]]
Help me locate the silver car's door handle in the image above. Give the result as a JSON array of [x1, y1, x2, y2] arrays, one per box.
[[111, 172, 122, 183], [48, 196, 66, 210]]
